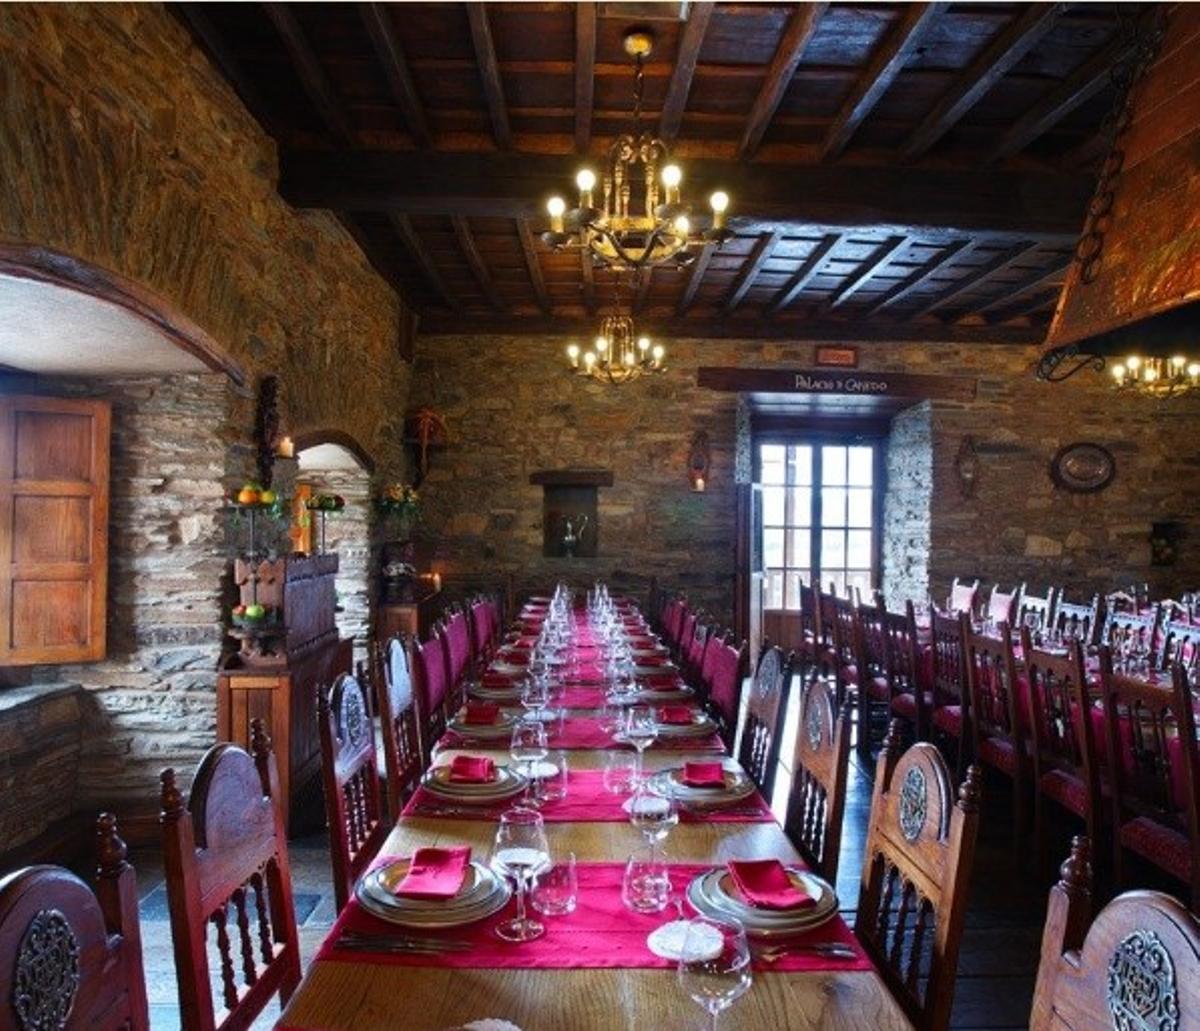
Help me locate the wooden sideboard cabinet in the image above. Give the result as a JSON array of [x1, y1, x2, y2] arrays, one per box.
[[377, 589, 441, 642]]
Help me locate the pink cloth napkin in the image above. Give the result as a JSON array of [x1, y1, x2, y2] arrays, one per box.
[[463, 702, 500, 725], [659, 705, 695, 725], [394, 846, 472, 900], [726, 859, 815, 910], [683, 761, 727, 787], [448, 755, 496, 783]]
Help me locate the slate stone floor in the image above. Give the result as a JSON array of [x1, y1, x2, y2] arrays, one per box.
[[121, 687, 1060, 1029]]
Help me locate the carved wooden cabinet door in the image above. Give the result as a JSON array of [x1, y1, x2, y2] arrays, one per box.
[[0, 394, 111, 664]]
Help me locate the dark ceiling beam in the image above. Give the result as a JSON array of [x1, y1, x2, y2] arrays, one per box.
[[450, 215, 507, 312], [986, 38, 1125, 163], [280, 150, 1092, 240], [262, 3, 355, 144], [967, 254, 1072, 319], [736, 3, 829, 160], [466, 3, 512, 150], [580, 250, 596, 315], [985, 287, 1060, 324], [828, 235, 906, 308], [574, 3, 596, 153], [859, 239, 970, 316], [388, 212, 454, 308], [902, 3, 1064, 160], [821, 2, 945, 161], [335, 213, 417, 309], [359, 3, 431, 147], [722, 231, 781, 314], [659, 2, 714, 142], [766, 233, 841, 315], [910, 240, 1039, 318], [416, 312, 1043, 346], [676, 243, 716, 316], [516, 218, 552, 314]]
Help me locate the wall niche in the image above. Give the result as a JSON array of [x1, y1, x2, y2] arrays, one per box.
[[531, 469, 613, 558]]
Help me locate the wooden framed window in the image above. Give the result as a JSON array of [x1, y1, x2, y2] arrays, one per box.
[[0, 395, 111, 664]]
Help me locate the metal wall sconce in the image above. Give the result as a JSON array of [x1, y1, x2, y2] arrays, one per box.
[[955, 436, 979, 499], [688, 431, 711, 492]]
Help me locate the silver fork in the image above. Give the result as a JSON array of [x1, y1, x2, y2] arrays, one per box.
[[758, 941, 858, 963]]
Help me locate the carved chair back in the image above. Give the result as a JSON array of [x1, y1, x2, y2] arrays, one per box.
[[678, 609, 697, 666], [1098, 656, 1200, 904], [665, 597, 688, 654], [884, 601, 928, 739], [1016, 586, 1057, 635], [0, 813, 148, 1031], [1052, 593, 1101, 646], [798, 580, 821, 666], [736, 644, 793, 799], [319, 673, 388, 912], [985, 583, 1022, 626], [1022, 632, 1102, 845], [829, 593, 861, 703], [1101, 606, 1160, 667], [784, 678, 851, 883], [858, 601, 888, 683], [1105, 590, 1140, 615], [965, 623, 1022, 757], [1031, 836, 1200, 1031], [929, 611, 971, 718], [442, 609, 473, 697], [707, 637, 750, 752], [412, 632, 451, 763], [855, 728, 981, 1031], [1156, 619, 1200, 676], [374, 635, 424, 818], [469, 598, 496, 669], [160, 721, 301, 1031], [697, 628, 729, 702], [684, 618, 710, 687], [947, 577, 979, 615]]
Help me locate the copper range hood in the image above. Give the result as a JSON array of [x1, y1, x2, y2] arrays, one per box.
[[1038, 5, 1200, 382]]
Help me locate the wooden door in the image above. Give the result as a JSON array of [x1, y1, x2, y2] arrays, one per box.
[[0, 395, 111, 664]]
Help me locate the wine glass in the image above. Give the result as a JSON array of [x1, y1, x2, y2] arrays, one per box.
[[490, 807, 551, 942], [521, 674, 550, 722], [677, 915, 753, 1030], [624, 704, 658, 787], [510, 720, 549, 806], [628, 785, 678, 861]]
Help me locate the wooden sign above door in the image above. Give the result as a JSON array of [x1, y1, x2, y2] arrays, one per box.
[[696, 366, 978, 402]]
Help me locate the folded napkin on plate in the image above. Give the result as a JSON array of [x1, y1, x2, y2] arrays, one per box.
[[448, 755, 496, 783], [682, 761, 727, 787], [659, 705, 696, 725], [395, 846, 472, 899], [726, 859, 815, 910], [463, 702, 501, 725]]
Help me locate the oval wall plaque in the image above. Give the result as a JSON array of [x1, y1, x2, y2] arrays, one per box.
[[1050, 442, 1116, 493]]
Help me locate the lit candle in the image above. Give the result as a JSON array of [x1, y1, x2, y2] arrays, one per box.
[[652, 344, 664, 367], [275, 435, 295, 458], [432, 572, 442, 592], [1112, 363, 1126, 384], [575, 168, 595, 208], [547, 196, 566, 234], [583, 351, 596, 371], [566, 343, 580, 368], [710, 190, 729, 231], [595, 335, 608, 353], [693, 476, 705, 493], [661, 164, 682, 205], [673, 214, 690, 237]]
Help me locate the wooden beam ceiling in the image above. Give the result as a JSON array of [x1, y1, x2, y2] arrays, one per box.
[[766, 233, 841, 315], [860, 239, 970, 316], [388, 213, 454, 309], [676, 242, 715, 316], [659, 2, 714, 142], [466, 3, 512, 150], [574, 2, 596, 153], [516, 218, 552, 315], [263, 2, 354, 144], [359, 2, 431, 147], [451, 215, 507, 311], [968, 254, 1072, 320], [828, 235, 906, 309], [722, 231, 781, 314], [910, 240, 1039, 318]]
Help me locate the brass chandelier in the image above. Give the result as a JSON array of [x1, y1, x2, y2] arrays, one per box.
[[566, 311, 665, 385], [541, 28, 731, 272], [1110, 355, 1200, 398]]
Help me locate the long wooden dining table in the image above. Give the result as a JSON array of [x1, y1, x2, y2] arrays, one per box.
[[279, 602, 912, 1031]]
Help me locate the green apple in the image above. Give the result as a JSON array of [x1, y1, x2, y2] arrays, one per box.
[[245, 603, 266, 619]]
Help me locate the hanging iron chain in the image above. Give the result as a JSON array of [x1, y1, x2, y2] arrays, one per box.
[[1074, 6, 1167, 285], [633, 52, 645, 128]]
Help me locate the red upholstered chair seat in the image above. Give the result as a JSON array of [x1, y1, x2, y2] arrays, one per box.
[[866, 675, 891, 701], [1040, 769, 1088, 817], [891, 691, 932, 719], [932, 704, 963, 736], [841, 663, 859, 684], [1119, 816, 1192, 880], [978, 735, 1032, 777]]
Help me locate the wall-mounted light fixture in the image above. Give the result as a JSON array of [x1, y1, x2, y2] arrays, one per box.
[[955, 436, 979, 499], [688, 431, 711, 492]]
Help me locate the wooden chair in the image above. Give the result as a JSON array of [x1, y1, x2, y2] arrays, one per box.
[[706, 636, 750, 753], [1099, 657, 1200, 907], [855, 724, 982, 1031], [828, 593, 862, 708], [736, 643, 794, 799], [783, 677, 851, 883], [1023, 631, 1103, 873], [678, 609, 698, 670], [1105, 589, 1140, 615], [319, 672, 389, 912], [965, 622, 1029, 849], [947, 577, 979, 615], [440, 608, 473, 707], [683, 617, 710, 688], [0, 812, 148, 1031], [857, 599, 891, 757], [929, 611, 972, 779], [984, 583, 1022, 627], [1155, 618, 1200, 677], [412, 631, 451, 764], [160, 720, 301, 1031], [374, 634, 424, 819], [696, 626, 729, 704], [1051, 592, 1101, 646], [794, 580, 821, 683], [1031, 835, 1200, 1031], [1016, 586, 1057, 635], [879, 602, 928, 742], [468, 597, 497, 671], [1101, 606, 1160, 670]]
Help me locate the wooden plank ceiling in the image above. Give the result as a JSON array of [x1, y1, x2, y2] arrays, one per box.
[[174, 2, 1126, 344]]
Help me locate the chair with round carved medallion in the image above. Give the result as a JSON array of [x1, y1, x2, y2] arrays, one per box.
[[735, 643, 793, 800], [783, 677, 851, 884], [0, 812, 148, 1031], [319, 672, 389, 912], [854, 723, 982, 1031], [372, 634, 424, 820], [1031, 835, 1200, 1030]]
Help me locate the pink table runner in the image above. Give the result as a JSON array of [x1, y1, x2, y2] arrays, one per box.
[[475, 681, 611, 708], [439, 715, 724, 752], [402, 770, 772, 823], [318, 861, 869, 973]]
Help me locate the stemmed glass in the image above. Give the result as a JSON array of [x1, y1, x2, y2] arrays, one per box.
[[490, 807, 551, 943], [624, 704, 658, 788], [628, 785, 678, 861], [677, 915, 753, 1030], [521, 674, 551, 722], [511, 720, 549, 806]]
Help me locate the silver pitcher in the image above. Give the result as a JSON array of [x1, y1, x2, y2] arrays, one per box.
[[561, 514, 589, 557]]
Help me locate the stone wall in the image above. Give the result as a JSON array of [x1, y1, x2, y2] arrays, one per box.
[[411, 334, 1200, 620], [882, 402, 933, 609]]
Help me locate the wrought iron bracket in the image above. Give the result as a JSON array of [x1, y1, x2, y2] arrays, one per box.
[[1036, 344, 1107, 383]]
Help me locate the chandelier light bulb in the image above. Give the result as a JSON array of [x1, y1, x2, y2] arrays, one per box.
[[709, 191, 729, 213], [576, 168, 596, 192], [1126, 355, 1141, 370], [662, 164, 682, 188], [623, 351, 635, 367], [1173, 355, 1187, 368], [637, 336, 650, 352], [566, 343, 580, 368], [595, 335, 608, 352], [1189, 363, 1200, 377], [1144, 365, 1158, 382], [673, 215, 690, 236], [652, 344, 664, 360], [583, 351, 596, 368], [1112, 363, 1126, 382], [547, 195, 566, 234]]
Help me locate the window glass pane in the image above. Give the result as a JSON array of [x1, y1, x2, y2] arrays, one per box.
[[846, 570, 873, 598], [822, 529, 846, 568], [821, 487, 846, 527], [763, 528, 785, 568], [760, 445, 786, 484], [822, 446, 847, 485], [847, 488, 873, 528], [827, 571, 847, 597], [788, 488, 812, 527], [847, 529, 872, 567], [847, 446, 874, 486], [784, 571, 803, 611], [762, 487, 785, 525], [765, 570, 784, 610], [788, 446, 813, 485], [788, 529, 810, 569]]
